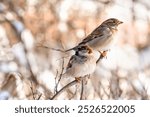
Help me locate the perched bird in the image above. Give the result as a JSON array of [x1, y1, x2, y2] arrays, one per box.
[[63, 45, 100, 80], [65, 18, 123, 52]]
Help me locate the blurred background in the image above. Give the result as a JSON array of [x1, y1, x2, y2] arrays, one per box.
[[0, 0, 150, 100]]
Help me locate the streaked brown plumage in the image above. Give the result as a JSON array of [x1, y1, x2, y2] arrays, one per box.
[[65, 18, 123, 52], [63, 45, 100, 79]]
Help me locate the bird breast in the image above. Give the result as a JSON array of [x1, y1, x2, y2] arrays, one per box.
[[64, 56, 97, 78], [88, 28, 116, 51]]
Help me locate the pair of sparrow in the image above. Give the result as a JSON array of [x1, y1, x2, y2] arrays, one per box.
[[63, 18, 123, 80]]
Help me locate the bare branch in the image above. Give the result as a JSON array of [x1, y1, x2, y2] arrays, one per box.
[[37, 93, 42, 100], [54, 70, 59, 94], [30, 81, 36, 100], [80, 79, 84, 100], [50, 80, 78, 100], [55, 58, 65, 93]]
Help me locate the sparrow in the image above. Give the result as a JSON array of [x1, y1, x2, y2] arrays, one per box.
[[65, 18, 123, 52], [63, 45, 100, 80]]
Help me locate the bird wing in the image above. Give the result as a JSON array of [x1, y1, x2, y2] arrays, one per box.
[[66, 55, 76, 70], [66, 55, 88, 70], [79, 26, 105, 45], [65, 26, 110, 52]]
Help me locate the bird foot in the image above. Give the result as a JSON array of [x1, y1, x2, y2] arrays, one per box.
[[75, 77, 81, 83], [100, 49, 110, 59]]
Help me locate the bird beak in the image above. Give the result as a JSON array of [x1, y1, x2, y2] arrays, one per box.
[[118, 21, 123, 24]]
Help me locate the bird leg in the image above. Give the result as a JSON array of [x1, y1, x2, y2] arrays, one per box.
[[76, 75, 90, 84], [100, 49, 110, 59], [75, 77, 81, 83], [85, 74, 90, 85], [96, 49, 110, 64]]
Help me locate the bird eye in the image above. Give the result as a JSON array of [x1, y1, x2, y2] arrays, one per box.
[[78, 48, 81, 51], [81, 46, 85, 50]]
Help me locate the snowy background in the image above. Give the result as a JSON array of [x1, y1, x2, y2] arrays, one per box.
[[0, 0, 150, 100]]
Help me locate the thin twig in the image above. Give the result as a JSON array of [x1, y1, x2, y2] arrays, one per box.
[[127, 78, 148, 99], [30, 81, 36, 100], [101, 80, 110, 99], [54, 70, 59, 94], [50, 80, 78, 100], [68, 86, 78, 100], [55, 58, 65, 93], [80, 75, 90, 100], [37, 93, 42, 100], [80, 79, 84, 100]]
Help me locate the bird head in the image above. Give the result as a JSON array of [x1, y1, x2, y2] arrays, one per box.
[[76, 45, 93, 56], [102, 18, 123, 30]]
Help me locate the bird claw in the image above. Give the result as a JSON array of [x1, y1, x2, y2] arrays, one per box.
[[99, 49, 110, 59], [75, 77, 81, 83]]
